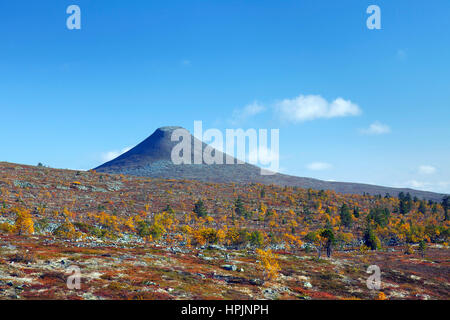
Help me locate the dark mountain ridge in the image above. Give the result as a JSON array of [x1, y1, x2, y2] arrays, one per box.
[[94, 126, 447, 201]]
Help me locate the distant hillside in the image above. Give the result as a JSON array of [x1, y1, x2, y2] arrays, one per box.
[[94, 126, 447, 202]]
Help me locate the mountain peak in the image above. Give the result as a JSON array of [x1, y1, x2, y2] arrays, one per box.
[[156, 126, 185, 132], [95, 125, 204, 170]]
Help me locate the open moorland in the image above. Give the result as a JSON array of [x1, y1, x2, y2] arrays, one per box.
[[0, 162, 448, 300]]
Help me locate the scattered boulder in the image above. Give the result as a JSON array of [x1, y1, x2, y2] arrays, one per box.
[[249, 279, 264, 286], [13, 180, 36, 189], [221, 264, 237, 271], [208, 244, 226, 251]]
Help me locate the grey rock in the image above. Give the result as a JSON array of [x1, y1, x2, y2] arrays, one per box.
[[250, 279, 264, 286], [221, 264, 237, 271], [208, 244, 226, 251], [13, 180, 36, 189]]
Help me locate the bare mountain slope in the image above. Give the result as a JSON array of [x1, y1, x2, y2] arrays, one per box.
[[94, 127, 447, 201]]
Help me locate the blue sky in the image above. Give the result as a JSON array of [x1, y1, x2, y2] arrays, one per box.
[[0, 1, 449, 193]]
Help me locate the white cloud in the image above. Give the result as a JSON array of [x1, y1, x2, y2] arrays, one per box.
[[307, 162, 332, 171], [418, 165, 436, 175], [231, 101, 266, 124], [360, 121, 391, 135], [101, 147, 131, 162], [397, 180, 450, 193], [276, 94, 361, 122]]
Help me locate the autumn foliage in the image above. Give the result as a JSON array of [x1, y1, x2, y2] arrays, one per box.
[[256, 248, 280, 280], [14, 208, 34, 235]]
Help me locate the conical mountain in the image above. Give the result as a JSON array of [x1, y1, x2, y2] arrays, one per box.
[[94, 126, 263, 183], [94, 126, 446, 201]]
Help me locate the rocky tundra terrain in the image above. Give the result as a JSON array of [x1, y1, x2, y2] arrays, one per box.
[[0, 162, 448, 300]]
